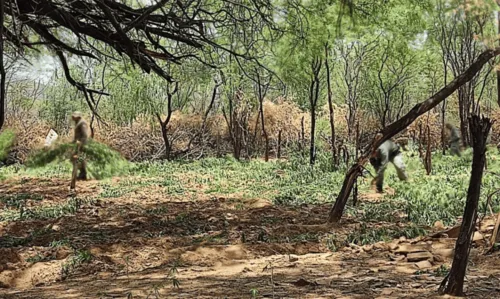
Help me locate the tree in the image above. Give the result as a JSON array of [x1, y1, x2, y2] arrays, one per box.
[[329, 47, 500, 223], [156, 82, 178, 160], [439, 115, 492, 296], [0, 0, 280, 130], [433, 2, 494, 146]]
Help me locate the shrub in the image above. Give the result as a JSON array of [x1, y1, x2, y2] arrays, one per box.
[[26, 140, 130, 179], [0, 129, 16, 161]]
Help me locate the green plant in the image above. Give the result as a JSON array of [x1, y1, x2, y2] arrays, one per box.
[[0, 129, 16, 161], [61, 249, 93, 279], [26, 140, 131, 179]]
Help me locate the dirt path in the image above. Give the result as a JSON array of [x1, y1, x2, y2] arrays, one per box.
[[1, 177, 499, 298]]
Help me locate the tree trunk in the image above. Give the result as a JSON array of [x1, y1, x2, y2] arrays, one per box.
[[161, 123, 171, 160], [277, 129, 282, 159], [256, 75, 270, 162], [309, 81, 317, 165], [458, 86, 472, 147], [441, 100, 447, 155], [300, 116, 305, 151], [0, 0, 5, 131], [425, 125, 432, 175], [439, 115, 492, 296], [309, 58, 322, 166], [497, 10, 500, 107], [325, 44, 338, 166], [328, 47, 500, 224]]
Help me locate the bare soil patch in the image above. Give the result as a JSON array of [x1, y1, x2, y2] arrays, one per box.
[[1, 177, 499, 298]]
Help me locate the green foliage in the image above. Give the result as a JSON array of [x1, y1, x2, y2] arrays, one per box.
[[61, 249, 93, 279], [346, 223, 427, 246], [0, 129, 16, 161], [26, 140, 130, 179], [0, 197, 96, 222]]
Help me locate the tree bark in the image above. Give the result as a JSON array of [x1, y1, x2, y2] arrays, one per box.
[[277, 129, 282, 159], [0, 0, 6, 131], [309, 58, 322, 166], [439, 115, 492, 296], [325, 44, 338, 166], [156, 82, 177, 160], [256, 72, 270, 162], [497, 10, 500, 107], [328, 47, 500, 224]]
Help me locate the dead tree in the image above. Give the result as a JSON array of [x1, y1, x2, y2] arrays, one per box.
[[328, 47, 500, 224], [436, 6, 490, 146], [309, 57, 322, 166], [368, 41, 414, 127], [438, 115, 492, 296], [155, 82, 179, 160], [337, 37, 378, 140]]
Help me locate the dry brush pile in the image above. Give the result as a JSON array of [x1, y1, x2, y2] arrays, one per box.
[[2, 100, 499, 164]]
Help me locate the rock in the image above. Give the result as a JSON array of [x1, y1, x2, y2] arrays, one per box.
[[394, 244, 430, 254], [374, 242, 390, 251], [292, 278, 318, 287], [415, 260, 433, 269], [380, 289, 394, 296], [362, 245, 373, 252], [434, 248, 454, 259], [434, 255, 444, 263], [389, 254, 406, 262], [473, 232, 484, 242], [407, 251, 433, 262], [289, 255, 299, 262], [434, 221, 445, 230]]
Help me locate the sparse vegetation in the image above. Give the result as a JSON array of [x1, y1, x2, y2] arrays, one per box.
[[0, 129, 15, 161]]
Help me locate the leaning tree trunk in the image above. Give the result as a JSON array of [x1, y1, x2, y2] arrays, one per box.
[[328, 47, 500, 224], [438, 115, 492, 296]]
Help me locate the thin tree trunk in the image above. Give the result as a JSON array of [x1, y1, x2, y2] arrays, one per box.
[[497, 10, 500, 107], [300, 116, 305, 151], [256, 73, 270, 162], [425, 125, 432, 175], [155, 82, 177, 160], [353, 121, 360, 206], [0, 0, 5, 131], [309, 83, 316, 165], [328, 47, 500, 224], [439, 115, 492, 296], [277, 129, 282, 159], [325, 44, 337, 166], [309, 58, 322, 166]]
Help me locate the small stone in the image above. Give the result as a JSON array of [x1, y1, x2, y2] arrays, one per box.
[[415, 260, 433, 269], [407, 251, 433, 262], [289, 255, 299, 262], [473, 232, 484, 242]]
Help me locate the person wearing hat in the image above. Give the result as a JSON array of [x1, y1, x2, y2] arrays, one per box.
[[71, 111, 89, 180]]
